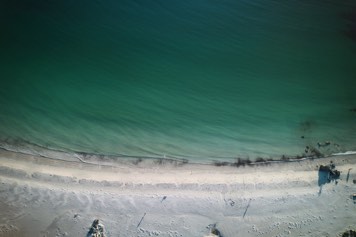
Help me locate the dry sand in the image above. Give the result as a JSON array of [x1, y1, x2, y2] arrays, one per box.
[[0, 149, 355, 237]]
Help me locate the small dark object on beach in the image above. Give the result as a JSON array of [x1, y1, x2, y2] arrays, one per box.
[[137, 213, 146, 228], [161, 196, 167, 203], [88, 219, 105, 237], [301, 135, 305, 139], [211, 228, 223, 237], [93, 219, 99, 226], [281, 155, 290, 161], [213, 161, 230, 167], [155, 158, 164, 165], [342, 229, 356, 237], [209, 224, 223, 237], [255, 157, 266, 163], [132, 158, 143, 165], [332, 170, 341, 179], [353, 179, 356, 184]]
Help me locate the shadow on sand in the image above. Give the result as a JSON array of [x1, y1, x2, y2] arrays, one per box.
[[318, 161, 340, 195]]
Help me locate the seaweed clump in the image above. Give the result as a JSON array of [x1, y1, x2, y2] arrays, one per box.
[[232, 158, 252, 167]]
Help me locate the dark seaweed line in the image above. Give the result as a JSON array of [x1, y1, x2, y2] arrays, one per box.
[[0, 138, 353, 168], [0, 146, 348, 170]]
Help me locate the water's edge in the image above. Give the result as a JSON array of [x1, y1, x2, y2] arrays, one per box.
[[1, 139, 354, 168]]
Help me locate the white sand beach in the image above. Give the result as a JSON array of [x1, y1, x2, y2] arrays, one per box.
[[0, 149, 355, 237]]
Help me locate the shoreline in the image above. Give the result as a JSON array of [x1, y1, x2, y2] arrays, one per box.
[[1, 137, 352, 166], [1, 142, 355, 169], [0, 149, 355, 236]]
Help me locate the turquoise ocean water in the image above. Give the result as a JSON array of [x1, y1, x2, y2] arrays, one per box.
[[0, 0, 355, 162]]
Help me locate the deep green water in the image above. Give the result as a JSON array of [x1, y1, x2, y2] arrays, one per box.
[[0, 0, 355, 161]]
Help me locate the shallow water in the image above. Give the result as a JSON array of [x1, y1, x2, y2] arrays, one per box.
[[0, 0, 355, 161]]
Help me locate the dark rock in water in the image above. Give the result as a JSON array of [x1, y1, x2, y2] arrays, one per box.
[[304, 146, 310, 153]]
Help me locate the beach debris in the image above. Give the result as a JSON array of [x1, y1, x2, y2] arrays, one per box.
[[353, 179, 356, 184], [346, 168, 352, 183], [213, 161, 230, 167], [243, 198, 252, 218], [88, 219, 105, 237], [342, 229, 356, 237], [208, 224, 223, 237], [223, 198, 235, 207], [232, 158, 252, 167], [211, 227, 223, 237], [132, 158, 143, 165], [161, 196, 167, 203], [137, 212, 146, 228], [353, 194, 356, 204]]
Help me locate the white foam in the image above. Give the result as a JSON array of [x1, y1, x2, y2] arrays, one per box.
[[332, 151, 356, 156]]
